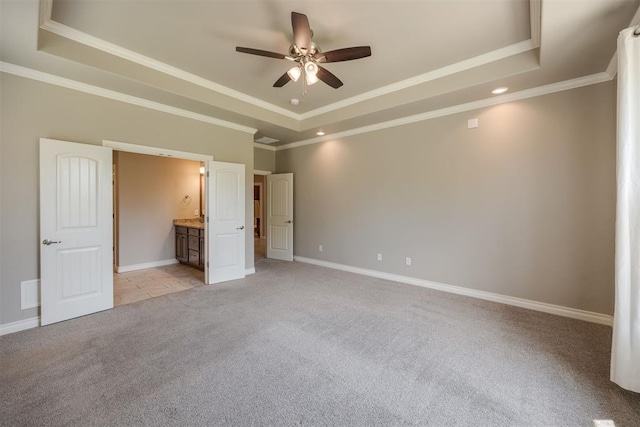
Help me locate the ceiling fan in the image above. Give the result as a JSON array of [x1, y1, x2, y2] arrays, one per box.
[[236, 12, 372, 89]]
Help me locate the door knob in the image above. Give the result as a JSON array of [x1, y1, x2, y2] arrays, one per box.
[[42, 239, 61, 245], [236, 226, 245, 230], [285, 220, 292, 224]]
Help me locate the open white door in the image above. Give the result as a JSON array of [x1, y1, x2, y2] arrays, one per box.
[[267, 173, 293, 261], [40, 138, 113, 326], [206, 161, 246, 284]]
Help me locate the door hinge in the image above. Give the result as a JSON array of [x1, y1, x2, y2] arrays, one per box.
[[207, 216, 209, 223], [206, 171, 209, 177], [207, 261, 209, 267]]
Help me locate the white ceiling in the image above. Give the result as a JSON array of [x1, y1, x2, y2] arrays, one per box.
[[2, 0, 639, 145]]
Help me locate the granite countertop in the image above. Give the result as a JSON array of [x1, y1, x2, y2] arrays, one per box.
[[173, 218, 205, 229]]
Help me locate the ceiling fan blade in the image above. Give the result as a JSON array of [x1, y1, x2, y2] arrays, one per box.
[[236, 47, 287, 60], [273, 72, 292, 87], [291, 12, 312, 55], [316, 46, 372, 63], [316, 65, 343, 89]]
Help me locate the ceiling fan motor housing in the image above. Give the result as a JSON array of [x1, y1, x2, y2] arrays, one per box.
[[289, 42, 320, 59]]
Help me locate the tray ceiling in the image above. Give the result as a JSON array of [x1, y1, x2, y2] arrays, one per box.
[[2, 0, 639, 145]]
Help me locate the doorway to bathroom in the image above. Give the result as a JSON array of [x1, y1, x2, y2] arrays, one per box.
[[112, 150, 205, 305]]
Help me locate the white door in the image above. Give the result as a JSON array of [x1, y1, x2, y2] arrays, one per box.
[[267, 173, 294, 261], [40, 138, 113, 326], [206, 161, 246, 284]]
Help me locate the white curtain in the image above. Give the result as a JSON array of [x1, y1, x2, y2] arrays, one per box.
[[611, 26, 640, 393]]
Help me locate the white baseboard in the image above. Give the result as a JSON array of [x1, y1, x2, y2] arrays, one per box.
[[0, 317, 40, 336], [245, 267, 256, 275], [116, 258, 179, 273], [294, 256, 613, 327]]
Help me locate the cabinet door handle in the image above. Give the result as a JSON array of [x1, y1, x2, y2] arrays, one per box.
[[285, 220, 292, 224], [236, 226, 245, 230]]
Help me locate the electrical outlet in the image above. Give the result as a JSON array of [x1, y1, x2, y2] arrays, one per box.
[[406, 257, 412, 266], [319, 245, 323, 252], [194, 209, 199, 215], [377, 253, 382, 261]]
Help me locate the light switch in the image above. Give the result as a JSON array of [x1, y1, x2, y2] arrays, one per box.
[[468, 118, 479, 129]]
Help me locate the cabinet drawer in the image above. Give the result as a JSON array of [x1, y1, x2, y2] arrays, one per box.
[[188, 228, 201, 236], [175, 226, 187, 235], [188, 250, 199, 265], [188, 235, 199, 249]]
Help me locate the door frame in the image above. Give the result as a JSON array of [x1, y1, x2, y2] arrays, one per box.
[[103, 140, 213, 162], [254, 182, 263, 238], [254, 170, 271, 240]]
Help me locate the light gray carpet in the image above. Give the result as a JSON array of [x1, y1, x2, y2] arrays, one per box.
[[1, 257, 639, 426]]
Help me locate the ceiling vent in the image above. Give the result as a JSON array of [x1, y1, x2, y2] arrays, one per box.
[[255, 136, 279, 144]]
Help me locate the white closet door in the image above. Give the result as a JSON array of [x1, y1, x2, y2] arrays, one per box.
[[267, 173, 293, 261]]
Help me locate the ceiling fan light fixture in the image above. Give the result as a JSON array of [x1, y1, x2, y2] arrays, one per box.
[[304, 61, 318, 76], [306, 71, 319, 85], [304, 60, 319, 85], [236, 12, 371, 91], [287, 66, 302, 82]]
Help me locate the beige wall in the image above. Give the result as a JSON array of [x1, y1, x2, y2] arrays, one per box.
[[254, 147, 276, 172], [0, 73, 255, 325], [116, 152, 201, 268], [277, 81, 616, 315]]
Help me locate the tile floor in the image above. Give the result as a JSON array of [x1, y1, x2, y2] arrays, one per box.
[[114, 263, 204, 306], [116, 240, 265, 306]]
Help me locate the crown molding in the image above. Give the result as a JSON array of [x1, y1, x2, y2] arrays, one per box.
[[529, 0, 542, 48], [606, 52, 618, 78], [298, 39, 537, 120], [608, 5, 640, 79], [38, 0, 542, 123], [276, 72, 613, 152], [39, 19, 300, 120], [253, 143, 277, 151], [0, 61, 257, 135], [39, 0, 53, 26], [1, 59, 612, 152]]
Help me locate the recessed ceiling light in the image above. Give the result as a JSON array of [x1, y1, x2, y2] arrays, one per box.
[[316, 130, 325, 136], [492, 87, 509, 94], [290, 98, 300, 106]]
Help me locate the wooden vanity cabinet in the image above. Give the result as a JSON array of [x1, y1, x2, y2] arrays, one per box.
[[175, 226, 189, 263], [175, 225, 204, 270]]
